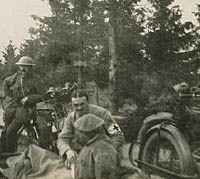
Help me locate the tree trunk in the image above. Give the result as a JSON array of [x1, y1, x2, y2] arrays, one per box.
[[109, 4, 118, 114], [77, 65, 84, 88], [77, 12, 85, 89]]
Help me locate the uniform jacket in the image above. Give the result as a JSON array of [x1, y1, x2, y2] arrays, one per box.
[[75, 133, 120, 179], [3, 72, 45, 122], [57, 104, 124, 157], [3, 72, 45, 106]]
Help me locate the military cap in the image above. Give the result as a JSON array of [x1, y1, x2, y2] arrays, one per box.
[[74, 114, 104, 132]]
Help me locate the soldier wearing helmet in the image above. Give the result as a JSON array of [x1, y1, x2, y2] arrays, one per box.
[[73, 114, 120, 179], [15, 56, 35, 78], [2, 56, 46, 152]]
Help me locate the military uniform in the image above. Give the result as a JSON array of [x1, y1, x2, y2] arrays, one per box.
[[3, 71, 45, 152], [74, 114, 120, 179], [57, 104, 124, 157]]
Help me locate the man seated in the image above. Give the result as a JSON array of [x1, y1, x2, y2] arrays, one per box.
[[2, 56, 46, 152]]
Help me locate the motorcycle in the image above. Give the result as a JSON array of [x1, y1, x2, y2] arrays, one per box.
[[36, 82, 77, 153], [0, 82, 77, 154], [128, 84, 200, 179]]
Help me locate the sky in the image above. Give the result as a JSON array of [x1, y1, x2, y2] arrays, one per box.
[[0, 0, 198, 59], [175, 0, 198, 23], [0, 0, 51, 57]]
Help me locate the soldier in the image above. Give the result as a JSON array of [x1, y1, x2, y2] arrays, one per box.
[[74, 114, 120, 179], [2, 56, 45, 152], [57, 89, 124, 166]]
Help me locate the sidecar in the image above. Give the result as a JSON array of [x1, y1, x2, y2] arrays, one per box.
[[129, 111, 198, 179]]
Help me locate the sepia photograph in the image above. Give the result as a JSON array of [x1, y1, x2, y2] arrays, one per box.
[[0, 0, 199, 178]]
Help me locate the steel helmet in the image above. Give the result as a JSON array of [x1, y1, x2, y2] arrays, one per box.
[[16, 56, 35, 66], [47, 87, 56, 94]]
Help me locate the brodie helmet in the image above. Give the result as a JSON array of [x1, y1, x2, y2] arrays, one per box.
[[16, 56, 35, 66]]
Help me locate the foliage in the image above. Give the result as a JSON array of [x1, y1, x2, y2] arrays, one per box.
[[192, 4, 200, 72], [0, 42, 18, 82], [17, 0, 145, 96], [2, 0, 199, 113], [146, 0, 194, 71]]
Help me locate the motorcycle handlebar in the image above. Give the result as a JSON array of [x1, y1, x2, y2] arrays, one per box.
[[62, 82, 78, 92], [179, 93, 200, 99], [45, 82, 78, 99]]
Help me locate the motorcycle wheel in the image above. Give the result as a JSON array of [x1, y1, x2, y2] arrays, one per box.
[[129, 141, 140, 167], [140, 130, 197, 179]]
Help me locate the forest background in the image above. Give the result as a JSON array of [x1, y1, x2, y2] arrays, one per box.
[[1, 0, 200, 115]]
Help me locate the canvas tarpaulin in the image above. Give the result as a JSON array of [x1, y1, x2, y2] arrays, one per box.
[[1, 144, 73, 179]]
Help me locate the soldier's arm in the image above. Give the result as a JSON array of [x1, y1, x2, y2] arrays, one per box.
[[3, 78, 11, 98], [2, 74, 18, 98], [101, 110, 124, 150], [25, 94, 44, 105], [3, 73, 19, 98], [57, 114, 74, 157]]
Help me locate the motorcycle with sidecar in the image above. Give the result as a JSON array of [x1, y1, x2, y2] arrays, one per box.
[[129, 84, 200, 179]]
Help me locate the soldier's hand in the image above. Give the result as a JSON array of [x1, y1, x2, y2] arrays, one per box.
[[65, 149, 77, 163], [20, 96, 28, 105], [64, 159, 72, 169]]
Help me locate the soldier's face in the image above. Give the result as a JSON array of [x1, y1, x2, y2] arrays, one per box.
[[19, 65, 32, 77], [72, 96, 89, 117]]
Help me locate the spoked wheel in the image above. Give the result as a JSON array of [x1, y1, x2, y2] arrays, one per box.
[[141, 130, 197, 179], [17, 126, 39, 152]]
